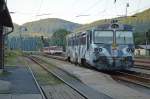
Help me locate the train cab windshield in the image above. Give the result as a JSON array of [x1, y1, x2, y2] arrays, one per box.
[[94, 31, 113, 44], [116, 31, 134, 44]]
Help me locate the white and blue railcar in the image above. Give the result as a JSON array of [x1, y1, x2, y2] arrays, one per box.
[[66, 22, 134, 70]]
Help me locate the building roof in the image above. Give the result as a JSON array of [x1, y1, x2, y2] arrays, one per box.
[[0, 0, 13, 28], [136, 45, 150, 50]]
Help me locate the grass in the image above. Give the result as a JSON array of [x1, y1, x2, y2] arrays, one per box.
[[24, 58, 62, 86], [34, 55, 82, 82], [4, 50, 22, 66], [0, 70, 11, 77], [35, 72, 62, 85]]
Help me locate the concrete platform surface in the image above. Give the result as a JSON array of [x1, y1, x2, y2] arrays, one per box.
[[0, 66, 40, 94], [0, 80, 11, 93], [0, 66, 42, 98], [0, 94, 42, 99]]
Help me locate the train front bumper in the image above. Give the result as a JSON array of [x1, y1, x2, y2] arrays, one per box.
[[93, 56, 133, 70]]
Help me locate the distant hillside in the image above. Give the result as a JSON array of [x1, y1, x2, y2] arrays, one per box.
[[9, 18, 81, 37], [7, 8, 150, 51], [79, 8, 150, 33]]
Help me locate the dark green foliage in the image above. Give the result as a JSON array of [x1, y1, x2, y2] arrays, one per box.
[[133, 32, 145, 45], [49, 29, 70, 50], [147, 29, 150, 43]]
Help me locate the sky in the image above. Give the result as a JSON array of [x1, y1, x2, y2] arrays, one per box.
[[7, 0, 150, 25]]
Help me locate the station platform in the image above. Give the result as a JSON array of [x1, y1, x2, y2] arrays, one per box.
[[0, 66, 42, 99]]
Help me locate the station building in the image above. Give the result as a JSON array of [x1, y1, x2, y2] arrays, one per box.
[[135, 45, 150, 56], [0, 0, 13, 71]]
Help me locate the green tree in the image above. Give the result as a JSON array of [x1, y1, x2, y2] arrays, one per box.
[[50, 29, 70, 50]]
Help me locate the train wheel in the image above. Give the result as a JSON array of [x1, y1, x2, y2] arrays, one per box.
[[67, 57, 70, 62], [75, 58, 78, 65], [81, 58, 86, 66]]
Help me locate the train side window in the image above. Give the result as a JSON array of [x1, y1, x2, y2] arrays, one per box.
[[89, 31, 92, 44], [76, 35, 80, 45], [70, 38, 73, 46], [80, 34, 86, 45], [68, 38, 71, 46], [87, 34, 90, 50]]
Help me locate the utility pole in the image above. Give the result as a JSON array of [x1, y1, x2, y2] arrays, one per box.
[[125, 3, 129, 18]]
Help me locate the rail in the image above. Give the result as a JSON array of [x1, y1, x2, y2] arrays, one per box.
[[28, 56, 112, 99], [113, 70, 150, 88], [134, 58, 150, 70], [42, 54, 150, 88], [25, 58, 47, 99]]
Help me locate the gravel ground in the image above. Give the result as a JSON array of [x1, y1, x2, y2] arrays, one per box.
[[24, 57, 85, 99], [38, 55, 150, 99]]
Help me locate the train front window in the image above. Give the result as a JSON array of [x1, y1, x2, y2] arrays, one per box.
[[94, 31, 113, 44], [116, 31, 133, 44]]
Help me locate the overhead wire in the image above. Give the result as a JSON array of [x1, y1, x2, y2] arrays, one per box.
[[75, 0, 103, 17], [128, 0, 149, 15], [35, 0, 44, 20], [72, 0, 105, 23]]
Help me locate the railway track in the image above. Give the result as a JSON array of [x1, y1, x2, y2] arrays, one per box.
[[42, 54, 150, 89], [28, 55, 112, 99], [112, 70, 150, 89], [25, 58, 47, 99], [134, 58, 150, 70]]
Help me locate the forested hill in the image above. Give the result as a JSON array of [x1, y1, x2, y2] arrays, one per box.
[[9, 18, 81, 37], [80, 8, 150, 33]]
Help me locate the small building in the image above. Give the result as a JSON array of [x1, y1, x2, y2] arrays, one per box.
[[135, 45, 150, 56]]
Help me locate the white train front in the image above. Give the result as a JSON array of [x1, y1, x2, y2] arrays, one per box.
[[66, 22, 134, 70]]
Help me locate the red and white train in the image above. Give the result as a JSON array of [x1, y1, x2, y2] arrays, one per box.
[[42, 46, 63, 55]]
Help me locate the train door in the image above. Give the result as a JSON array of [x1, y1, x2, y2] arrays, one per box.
[[86, 30, 92, 50]]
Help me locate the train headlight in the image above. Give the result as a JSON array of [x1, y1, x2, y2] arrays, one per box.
[[94, 48, 103, 52], [99, 48, 103, 52], [111, 24, 119, 29], [126, 48, 134, 53]]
